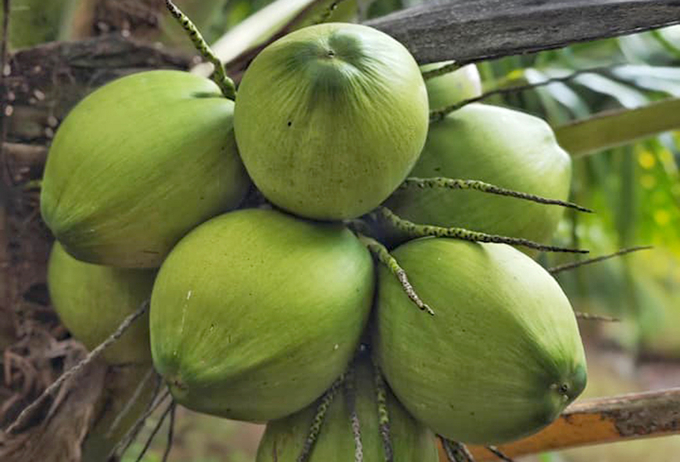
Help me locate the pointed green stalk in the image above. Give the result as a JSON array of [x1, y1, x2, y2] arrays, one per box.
[[297, 374, 346, 462], [373, 207, 588, 254], [400, 178, 591, 213], [164, 0, 235, 100], [357, 233, 434, 315]]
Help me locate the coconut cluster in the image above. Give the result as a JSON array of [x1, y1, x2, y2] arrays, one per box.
[[42, 20, 587, 462]]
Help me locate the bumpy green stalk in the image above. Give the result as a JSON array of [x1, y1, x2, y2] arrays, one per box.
[[373, 207, 588, 254], [343, 366, 364, 462], [421, 61, 463, 80], [297, 374, 346, 462], [401, 178, 591, 213], [373, 367, 393, 462], [164, 0, 235, 100], [357, 234, 434, 315]]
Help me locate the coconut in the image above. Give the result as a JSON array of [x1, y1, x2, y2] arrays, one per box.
[[234, 23, 429, 220], [150, 208, 375, 422], [420, 62, 482, 109], [47, 242, 154, 365], [374, 238, 587, 445], [384, 104, 572, 250], [41, 70, 250, 268], [257, 354, 438, 462]]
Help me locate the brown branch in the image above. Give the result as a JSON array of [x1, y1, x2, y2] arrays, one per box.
[[461, 388, 680, 461], [367, 0, 680, 65]]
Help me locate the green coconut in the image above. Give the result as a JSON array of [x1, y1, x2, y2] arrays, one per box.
[[81, 364, 157, 462], [384, 103, 572, 249], [47, 242, 154, 365], [234, 23, 429, 220], [257, 354, 438, 462], [150, 208, 375, 422], [420, 62, 482, 109], [374, 238, 587, 445], [41, 70, 250, 268]]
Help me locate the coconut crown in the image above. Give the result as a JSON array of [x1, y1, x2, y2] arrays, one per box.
[[234, 22, 429, 220]]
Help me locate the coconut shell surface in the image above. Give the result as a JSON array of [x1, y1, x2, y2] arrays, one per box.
[[257, 354, 438, 462], [374, 238, 587, 445], [41, 70, 250, 268], [234, 23, 429, 220], [48, 242, 154, 365], [385, 104, 572, 250], [150, 208, 375, 422]]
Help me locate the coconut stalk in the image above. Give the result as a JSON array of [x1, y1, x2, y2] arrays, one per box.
[[456, 388, 680, 461]]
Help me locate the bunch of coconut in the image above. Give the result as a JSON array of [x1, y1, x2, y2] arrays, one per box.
[[40, 11, 587, 462]]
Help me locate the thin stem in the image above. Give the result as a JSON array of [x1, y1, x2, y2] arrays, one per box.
[[373, 367, 393, 462], [315, 0, 351, 24], [401, 177, 592, 213], [165, 0, 236, 100], [297, 374, 346, 462], [429, 64, 625, 122], [107, 367, 155, 437], [373, 207, 588, 254], [134, 400, 175, 462], [549, 246, 652, 274], [161, 403, 177, 462], [6, 301, 150, 434], [422, 61, 463, 80], [344, 366, 364, 462], [110, 387, 171, 459], [486, 446, 515, 461], [441, 438, 475, 462], [357, 233, 434, 315], [575, 312, 620, 322]]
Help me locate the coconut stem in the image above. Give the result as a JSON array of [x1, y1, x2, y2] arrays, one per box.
[[373, 366, 394, 462], [401, 177, 592, 213], [107, 367, 156, 437], [548, 245, 652, 274], [485, 445, 515, 462], [421, 61, 463, 80], [162, 402, 177, 462], [315, 0, 350, 24], [357, 233, 435, 315], [441, 437, 476, 462], [373, 207, 588, 254], [429, 64, 624, 122], [133, 399, 175, 462], [165, 0, 236, 100], [110, 385, 171, 459], [344, 366, 364, 462], [575, 312, 620, 322], [297, 374, 346, 462]]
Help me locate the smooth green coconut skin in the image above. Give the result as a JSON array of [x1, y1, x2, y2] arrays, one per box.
[[257, 355, 438, 462], [420, 62, 482, 109], [385, 104, 572, 250], [47, 243, 154, 365], [150, 208, 375, 422], [374, 238, 587, 445], [234, 23, 429, 220], [41, 70, 250, 268]]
